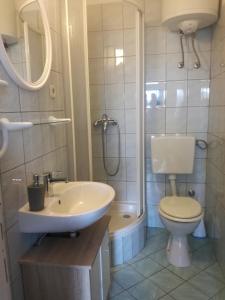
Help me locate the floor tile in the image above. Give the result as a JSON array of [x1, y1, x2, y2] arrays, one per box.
[[110, 290, 135, 300], [127, 249, 148, 264], [159, 296, 175, 300], [149, 269, 183, 293], [113, 266, 144, 289], [188, 236, 209, 252], [142, 234, 168, 256], [132, 256, 163, 278], [167, 264, 201, 280], [170, 282, 210, 300], [128, 278, 165, 300], [111, 264, 126, 273], [189, 271, 225, 298], [192, 244, 216, 270], [150, 249, 170, 267], [205, 263, 225, 283], [109, 281, 123, 298], [147, 227, 167, 239], [211, 287, 225, 300]]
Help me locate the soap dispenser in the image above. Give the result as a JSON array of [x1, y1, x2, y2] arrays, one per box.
[[27, 174, 45, 211]]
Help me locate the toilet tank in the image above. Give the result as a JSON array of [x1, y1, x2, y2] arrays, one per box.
[[151, 136, 195, 174]]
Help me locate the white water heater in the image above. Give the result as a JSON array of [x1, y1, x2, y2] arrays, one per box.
[[162, 0, 219, 34]]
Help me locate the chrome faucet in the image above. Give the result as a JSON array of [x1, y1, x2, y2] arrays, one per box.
[[42, 172, 69, 196]]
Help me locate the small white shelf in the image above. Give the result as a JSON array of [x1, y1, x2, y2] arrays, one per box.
[[0, 80, 8, 87], [33, 116, 72, 126]]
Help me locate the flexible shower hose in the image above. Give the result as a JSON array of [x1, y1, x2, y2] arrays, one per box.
[[101, 124, 121, 176]]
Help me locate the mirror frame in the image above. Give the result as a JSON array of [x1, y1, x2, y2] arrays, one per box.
[[0, 0, 52, 91]]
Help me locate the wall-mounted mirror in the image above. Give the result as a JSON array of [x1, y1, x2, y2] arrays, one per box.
[[0, 0, 52, 91]]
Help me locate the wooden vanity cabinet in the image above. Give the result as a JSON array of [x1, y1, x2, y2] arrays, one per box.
[[19, 216, 111, 300]]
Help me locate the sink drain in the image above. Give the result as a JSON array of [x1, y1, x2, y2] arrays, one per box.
[[123, 214, 131, 219]]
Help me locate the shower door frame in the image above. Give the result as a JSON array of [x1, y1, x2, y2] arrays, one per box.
[[135, 7, 145, 217], [63, 0, 145, 216]]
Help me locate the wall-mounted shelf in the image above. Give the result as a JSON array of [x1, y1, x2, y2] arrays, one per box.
[[0, 80, 8, 87], [33, 116, 72, 126]]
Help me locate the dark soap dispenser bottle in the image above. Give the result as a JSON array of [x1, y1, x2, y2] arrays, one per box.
[[27, 174, 45, 211]]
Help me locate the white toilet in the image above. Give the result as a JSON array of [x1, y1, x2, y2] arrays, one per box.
[[151, 135, 203, 267]]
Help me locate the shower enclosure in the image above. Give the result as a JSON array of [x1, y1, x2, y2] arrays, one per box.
[[87, 0, 145, 265], [64, 0, 145, 265]]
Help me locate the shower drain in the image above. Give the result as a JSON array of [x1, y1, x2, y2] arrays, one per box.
[[123, 214, 131, 219]]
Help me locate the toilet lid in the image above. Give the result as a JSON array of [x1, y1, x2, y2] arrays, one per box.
[[160, 197, 202, 219]]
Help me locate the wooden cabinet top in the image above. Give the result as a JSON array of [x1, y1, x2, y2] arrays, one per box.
[[19, 216, 110, 269]]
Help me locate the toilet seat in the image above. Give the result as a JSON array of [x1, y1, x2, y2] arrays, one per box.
[[159, 196, 202, 223]]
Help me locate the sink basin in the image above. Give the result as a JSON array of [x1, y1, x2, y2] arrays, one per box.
[[19, 182, 115, 233]]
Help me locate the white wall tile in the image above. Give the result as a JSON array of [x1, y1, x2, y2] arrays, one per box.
[[19, 89, 39, 112], [93, 157, 106, 181], [166, 53, 187, 81], [105, 84, 124, 109], [145, 108, 165, 134], [125, 134, 136, 158], [102, 3, 123, 31], [146, 54, 166, 82], [90, 85, 105, 110], [187, 107, 208, 133], [89, 58, 105, 84], [106, 133, 125, 157], [144, 0, 161, 27], [87, 4, 102, 32], [103, 30, 123, 58], [123, 3, 136, 29], [166, 81, 187, 107], [166, 107, 187, 134], [104, 57, 124, 84], [125, 109, 136, 133], [106, 158, 126, 181], [108, 181, 126, 202], [1, 166, 27, 230], [22, 113, 43, 162], [124, 29, 136, 56], [124, 56, 136, 83], [188, 51, 211, 80], [166, 31, 188, 54], [145, 27, 166, 54], [145, 82, 166, 108], [125, 83, 136, 109], [51, 30, 63, 73], [126, 158, 137, 181], [25, 157, 43, 185], [187, 159, 206, 184], [0, 68, 20, 112], [188, 80, 210, 107], [147, 204, 164, 228], [127, 181, 138, 203], [146, 182, 166, 205], [145, 158, 165, 183], [88, 31, 104, 58]]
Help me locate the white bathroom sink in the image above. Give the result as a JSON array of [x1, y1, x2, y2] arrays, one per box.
[[19, 182, 115, 233]]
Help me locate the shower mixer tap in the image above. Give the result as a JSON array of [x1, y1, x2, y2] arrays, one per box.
[[94, 114, 118, 131]]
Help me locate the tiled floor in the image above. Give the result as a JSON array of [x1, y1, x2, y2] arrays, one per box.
[[109, 228, 225, 300]]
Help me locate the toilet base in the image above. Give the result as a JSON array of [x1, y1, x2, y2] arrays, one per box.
[[166, 234, 191, 267]]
